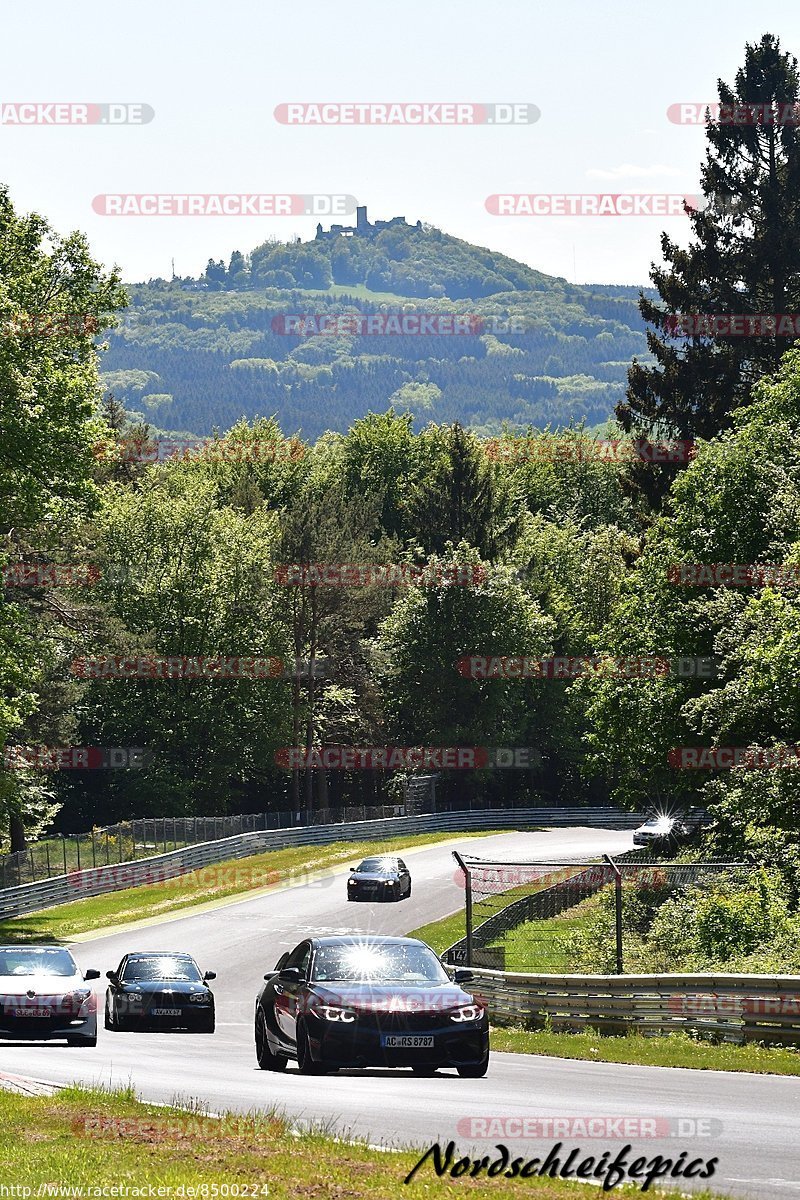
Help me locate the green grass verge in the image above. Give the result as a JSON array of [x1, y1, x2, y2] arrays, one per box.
[[494, 912, 593, 972], [0, 831, 502, 945], [492, 1026, 800, 1074], [0, 1085, 727, 1197]]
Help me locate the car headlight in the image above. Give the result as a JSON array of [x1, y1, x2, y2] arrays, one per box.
[[347, 878, 357, 886], [450, 1004, 484, 1023], [67, 989, 92, 1010], [189, 992, 212, 1004], [315, 1004, 356, 1023]]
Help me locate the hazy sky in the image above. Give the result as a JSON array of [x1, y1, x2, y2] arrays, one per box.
[[2, 0, 799, 287]]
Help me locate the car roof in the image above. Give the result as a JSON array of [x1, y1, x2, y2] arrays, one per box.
[[125, 951, 195, 959], [310, 935, 425, 948]]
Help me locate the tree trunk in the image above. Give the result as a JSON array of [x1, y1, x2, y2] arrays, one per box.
[[9, 810, 26, 854]]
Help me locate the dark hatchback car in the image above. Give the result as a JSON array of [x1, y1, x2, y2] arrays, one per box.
[[254, 935, 489, 1076], [347, 856, 411, 902], [104, 951, 216, 1032]]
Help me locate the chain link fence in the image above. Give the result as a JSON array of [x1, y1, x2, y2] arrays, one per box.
[[0, 805, 406, 889], [447, 851, 751, 974]]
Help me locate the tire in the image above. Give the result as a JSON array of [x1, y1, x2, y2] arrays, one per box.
[[255, 1010, 287, 1072], [406, 882, 412, 898], [457, 1055, 489, 1078], [296, 1021, 325, 1075], [68, 1034, 97, 1048], [104, 1001, 113, 1031], [199, 1012, 215, 1034]]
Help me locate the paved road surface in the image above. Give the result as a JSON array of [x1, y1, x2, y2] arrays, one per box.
[[1, 827, 796, 1199]]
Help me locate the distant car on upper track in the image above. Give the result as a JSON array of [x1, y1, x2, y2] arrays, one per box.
[[104, 951, 216, 1032], [632, 815, 689, 847], [346, 855, 411, 901], [0, 944, 100, 1046], [254, 934, 489, 1077]]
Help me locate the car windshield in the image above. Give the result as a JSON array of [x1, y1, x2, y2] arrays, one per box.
[[0, 948, 77, 977], [122, 957, 202, 982], [356, 858, 396, 874], [312, 942, 449, 983]]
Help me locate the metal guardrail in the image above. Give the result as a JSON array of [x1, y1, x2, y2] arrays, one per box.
[[0, 807, 644, 920], [467, 969, 800, 1045]]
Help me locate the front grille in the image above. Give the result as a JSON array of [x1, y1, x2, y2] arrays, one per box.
[[353, 1009, 447, 1033]]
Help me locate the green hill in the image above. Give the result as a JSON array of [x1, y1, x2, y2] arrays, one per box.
[[100, 221, 655, 440]]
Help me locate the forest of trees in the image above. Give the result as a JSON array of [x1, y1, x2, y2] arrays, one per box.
[[2, 34, 800, 948], [99, 256, 651, 441]]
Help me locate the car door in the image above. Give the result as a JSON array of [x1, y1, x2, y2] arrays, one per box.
[[273, 941, 311, 1045], [398, 859, 411, 895]]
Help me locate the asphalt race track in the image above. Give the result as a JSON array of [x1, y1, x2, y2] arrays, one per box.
[[1, 827, 797, 1199]]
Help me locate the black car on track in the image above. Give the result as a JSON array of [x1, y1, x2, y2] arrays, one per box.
[[105, 951, 216, 1032], [254, 935, 489, 1076], [346, 856, 411, 901]]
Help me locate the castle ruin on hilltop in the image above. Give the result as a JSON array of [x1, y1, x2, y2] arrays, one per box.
[[315, 205, 423, 240]]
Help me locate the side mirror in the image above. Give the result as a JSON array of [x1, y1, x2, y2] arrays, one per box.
[[278, 966, 303, 984], [349, 866, 356, 871], [203, 971, 216, 981], [84, 969, 101, 981], [453, 969, 474, 984], [105, 970, 118, 981]]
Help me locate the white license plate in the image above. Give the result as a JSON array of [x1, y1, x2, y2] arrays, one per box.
[[151, 1007, 181, 1017], [381, 1034, 434, 1048], [12, 1006, 51, 1018]]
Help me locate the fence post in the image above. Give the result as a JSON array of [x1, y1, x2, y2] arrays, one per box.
[[604, 854, 624, 974], [453, 851, 472, 967], [62, 836, 67, 876], [45, 843, 51, 876]]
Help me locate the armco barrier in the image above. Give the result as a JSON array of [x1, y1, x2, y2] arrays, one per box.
[[0, 807, 644, 919], [468, 969, 800, 1045]]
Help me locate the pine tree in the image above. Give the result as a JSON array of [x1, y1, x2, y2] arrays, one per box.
[[618, 34, 800, 456]]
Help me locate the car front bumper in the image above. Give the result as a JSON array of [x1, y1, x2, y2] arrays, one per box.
[[308, 1016, 489, 1068], [0, 1012, 96, 1041]]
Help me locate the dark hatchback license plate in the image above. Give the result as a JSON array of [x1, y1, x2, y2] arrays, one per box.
[[381, 1034, 434, 1048], [150, 1007, 181, 1017]]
